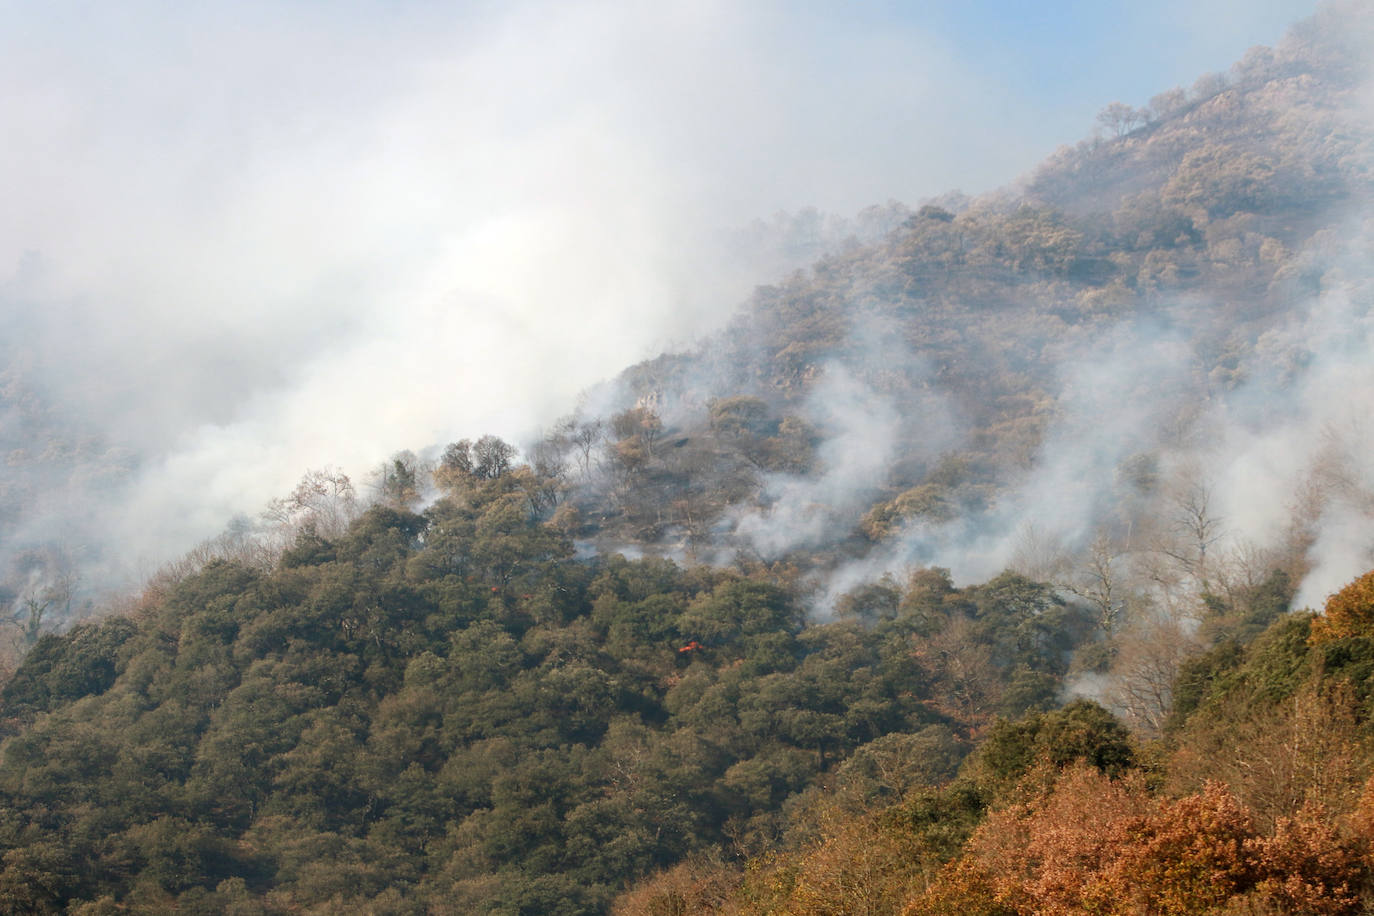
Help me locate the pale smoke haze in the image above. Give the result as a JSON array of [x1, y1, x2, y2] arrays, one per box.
[[0, 0, 1325, 594], [730, 364, 903, 557], [0, 0, 996, 584], [813, 226, 1374, 615]]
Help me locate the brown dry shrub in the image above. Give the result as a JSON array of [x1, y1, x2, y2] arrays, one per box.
[[611, 855, 741, 916], [909, 769, 1372, 915]]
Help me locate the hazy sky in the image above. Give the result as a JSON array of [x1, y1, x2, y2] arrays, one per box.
[[0, 0, 1326, 576]]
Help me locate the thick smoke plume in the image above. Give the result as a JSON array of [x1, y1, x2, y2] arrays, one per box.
[[816, 222, 1374, 617], [0, 0, 1328, 619], [0, 0, 1003, 599]]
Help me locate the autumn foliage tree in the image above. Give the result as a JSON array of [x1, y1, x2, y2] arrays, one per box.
[[1310, 569, 1374, 643], [913, 767, 1370, 916]]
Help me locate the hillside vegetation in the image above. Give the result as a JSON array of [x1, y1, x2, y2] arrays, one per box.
[[619, 571, 1374, 915], [0, 468, 1093, 913], [1, 3, 1373, 914]]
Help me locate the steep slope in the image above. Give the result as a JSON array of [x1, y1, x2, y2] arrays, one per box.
[[549, 2, 1373, 626], [616, 567, 1374, 916], [0, 4, 1372, 914], [0, 473, 1092, 913]]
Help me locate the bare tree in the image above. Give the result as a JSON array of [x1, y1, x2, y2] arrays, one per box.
[[1107, 613, 1198, 735], [263, 467, 359, 539], [1169, 680, 1370, 829], [1060, 532, 1128, 634], [1009, 523, 1072, 585], [912, 615, 1004, 728], [13, 590, 53, 647], [1096, 101, 1147, 137], [4, 548, 80, 647], [371, 450, 426, 507], [527, 436, 568, 484], [1147, 88, 1188, 121], [1161, 481, 1224, 592], [472, 435, 517, 479], [565, 418, 603, 479]]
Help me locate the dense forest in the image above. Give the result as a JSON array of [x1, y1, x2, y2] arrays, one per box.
[[1, 2, 1374, 913], [619, 571, 1374, 915], [0, 466, 1094, 912]]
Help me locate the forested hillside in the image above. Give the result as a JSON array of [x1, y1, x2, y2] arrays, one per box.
[[0, 3, 1373, 914], [539, 0, 1371, 601], [524, 0, 1374, 732], [0, 468, 1091, 913], [617, 572, 1374, 915]]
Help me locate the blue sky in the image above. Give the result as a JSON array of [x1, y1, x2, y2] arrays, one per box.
[[1, 0, 1324, 219], [748, 0, 1324, 208], [919, 0, 1318, 96]]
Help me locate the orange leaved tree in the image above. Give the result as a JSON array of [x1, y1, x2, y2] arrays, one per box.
[[1310, 569, 1374, 643]]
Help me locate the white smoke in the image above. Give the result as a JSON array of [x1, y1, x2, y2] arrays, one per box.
[[0, 0, 1335, 603], [0, 0, 1014, 590], [730, 364, 900, 557], [816, 221, 1374, 614]]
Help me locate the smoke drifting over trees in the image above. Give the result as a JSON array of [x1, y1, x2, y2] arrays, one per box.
[[0, 0, 1329, 616], [0, 0, 1365, 663], [5, 3, 1374, 913]]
